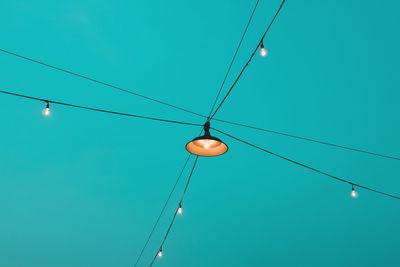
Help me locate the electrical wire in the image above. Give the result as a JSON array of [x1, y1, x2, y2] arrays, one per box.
[[3, 44, 399, 161], [212, 118, 400, 161], [2, 86, 398, 162], [0, 48, 205, 119], [148, 156, 199, 267], [134, 155, 192, 267], [207, 0, 260, 118], [210, 0, 286, 119], [3, 2, 398, 267], [179, 156, 199, 203], [1, 87, 398, 162], [135, 126, 203, 266], [0, 89, 202, 127], [6, 1, 396, 162], [213, 128, 400, 201]]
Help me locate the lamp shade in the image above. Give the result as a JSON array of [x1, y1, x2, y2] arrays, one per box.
[[186, 122, 228, 157]]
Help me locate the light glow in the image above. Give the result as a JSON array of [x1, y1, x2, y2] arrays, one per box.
[[177, 204, 183, 215], [260, 43, 267, 57], [43, 102, 51, 116], [185, 122, 228, 157], [186, 137, 228, 157], [351, 186, 358, 198]]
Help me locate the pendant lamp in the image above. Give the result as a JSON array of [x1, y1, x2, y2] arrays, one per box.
[[186, 121, 228, 157]]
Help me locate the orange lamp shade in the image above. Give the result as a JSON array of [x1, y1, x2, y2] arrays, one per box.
[[186, 122, 228, 157]]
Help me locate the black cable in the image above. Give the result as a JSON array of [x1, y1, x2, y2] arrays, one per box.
[[207, 0, 260, 118], [179, 156, 199, 203], [213, 128, 400, 201], [9, 0, 385, 165], [210, 0, 286, 119], [133, 155, 192, 267], [213, 118, 400, 161], [0, 89, 202, 127], [4, 45, 398, 161], [0, 48, 205, 119], [148, 156, 199, 267], [2, 87, 398, 162], [135, 127, 203, 266]]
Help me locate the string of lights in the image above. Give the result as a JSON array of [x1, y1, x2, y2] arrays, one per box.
[[213, 127, 400, 201], [148, 156, 199, 267], [209, 0, 286, 119], [3, 83, 397, 163], [0, 89, 202, 127], [136, 125, 206, 266], [3, 82, 397, 163], [0, 48, 205, 119], [213, 118, 400, 161], [136, 3, 262, 263], [0, 0, 278, 123], [143, 3, 288, 264], [207, 0, 260, 118], [1, 1, 398, 266], [3, 44, 398, 162], [136, 2, 263, 262], [133, 155, 192, 267]]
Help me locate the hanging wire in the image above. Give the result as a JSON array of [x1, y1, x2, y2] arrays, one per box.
[[178, 156, 199, 202], [207, 0, 260, 118], [2, 2, 398, 267], [3, 25, 398, 161], [0, 0, 278, 122], [0, 48, 205, 119], [134, 155, 192, 267], [5, 0, 396, 162], [135, 126, 204, 266], [212, 118, 400, 161], [0, 89, 202, 127], [209, 0, 287, 119], [148, 156, 199, 267], [213, 128, 400, 201], [1, 88, 398, 162]]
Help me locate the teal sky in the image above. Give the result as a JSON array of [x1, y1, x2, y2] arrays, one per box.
[[1, 0, 400, 266]]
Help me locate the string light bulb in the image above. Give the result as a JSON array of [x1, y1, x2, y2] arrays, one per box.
[[157, 248, 163, 258], [43, 102, 51, 116], [351, 185, 358, 198], [177, 203, 183, 215], [260, 42, 267, 57]]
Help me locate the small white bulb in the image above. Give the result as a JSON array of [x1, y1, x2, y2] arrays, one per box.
[[177, 205, 183, 215], [260, 44, 267, 57], [351, 186, 358, 198], [43, 102, 51, 116], [157, 249, 163, 258]]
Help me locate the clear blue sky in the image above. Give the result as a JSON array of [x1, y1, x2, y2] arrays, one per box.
[[1, 0, 399, 266]]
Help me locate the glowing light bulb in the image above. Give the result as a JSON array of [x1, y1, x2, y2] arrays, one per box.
[[203, 140, 212, 149], [157, 249, 163, 258], [351, 185, 358, 198], [177, 204, 183, 215], [260, 43, 267, 57], [43, 102, 51, 116]]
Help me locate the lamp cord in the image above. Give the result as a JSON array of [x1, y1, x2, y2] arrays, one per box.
[[207, 0, 261, 118], [209, 0, 287, 119], [213, 127, 400, 201]]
